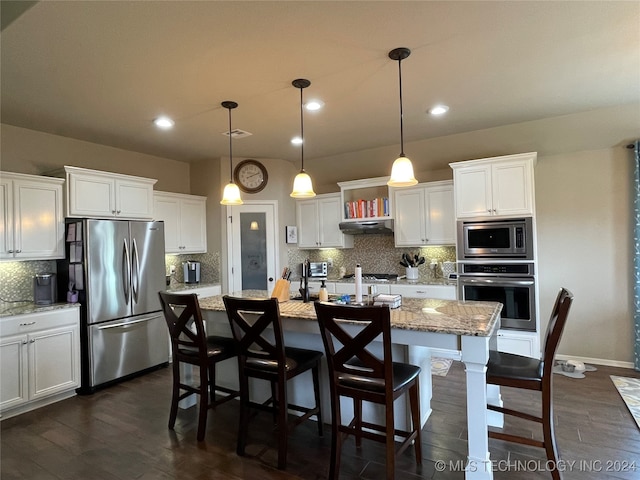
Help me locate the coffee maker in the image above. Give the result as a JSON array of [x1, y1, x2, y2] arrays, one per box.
[[34, 273, 57, 305], [183, 261, 201, 284]]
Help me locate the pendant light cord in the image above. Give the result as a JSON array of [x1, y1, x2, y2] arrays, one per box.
[[299, 86, 305, 172], [397, 56, 405, 157], [227, 107, 233, 182]]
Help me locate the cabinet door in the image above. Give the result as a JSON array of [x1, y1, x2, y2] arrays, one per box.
[[491, 160, 534, 216], [14, 179, 64, 259], [68, 172, 116, 217], [394, 187, 426, 246], [116, 179, 154, 219], [0, 334, 28, 411], [179, 197, 207, 253], [453, 165, 493, 218], [0, 178, 14, 259], [154, 195, 181, 252], [29, 325, 79, 400], [317, 196, 345, 247], [296, 200, 319, 248], [497, 331, 537, 358], [425, 185, 455, 245]]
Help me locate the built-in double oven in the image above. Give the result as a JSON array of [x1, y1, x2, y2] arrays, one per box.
[[457, 217, 536, 332]]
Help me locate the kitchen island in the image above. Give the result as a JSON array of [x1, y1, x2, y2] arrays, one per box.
[[199, 291, 502, 480]]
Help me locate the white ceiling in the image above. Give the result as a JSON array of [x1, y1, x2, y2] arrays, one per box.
[[2, 1, 639, 171]]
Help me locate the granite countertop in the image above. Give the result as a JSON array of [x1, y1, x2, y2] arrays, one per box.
[[0, 302, 80, 318], [309, 277, 457, 287], [166, 282, 221, 293], [198, 290, 501, 337]]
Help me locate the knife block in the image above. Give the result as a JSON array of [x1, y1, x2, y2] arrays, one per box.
[[271, 279, 291, 302]]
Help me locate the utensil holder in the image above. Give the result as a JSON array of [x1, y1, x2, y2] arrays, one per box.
[[406, 267, 419, 280], [271, 279, 291, 302]]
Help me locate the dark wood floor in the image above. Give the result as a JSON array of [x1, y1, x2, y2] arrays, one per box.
[[3, 361, 640, 480]]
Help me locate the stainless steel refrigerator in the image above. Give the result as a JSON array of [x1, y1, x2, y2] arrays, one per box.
[[58, 219, 169, 393]]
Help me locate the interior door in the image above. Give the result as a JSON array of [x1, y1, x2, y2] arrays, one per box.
[[227, 202, 278, 294]]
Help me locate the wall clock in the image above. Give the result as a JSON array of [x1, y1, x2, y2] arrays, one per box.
[[234, 159, 268, 193]]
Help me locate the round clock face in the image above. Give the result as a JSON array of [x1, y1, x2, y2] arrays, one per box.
[[234, 159, 268, 193]]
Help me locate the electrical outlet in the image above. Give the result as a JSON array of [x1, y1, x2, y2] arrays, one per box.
[[169, 265, 176, 274], [327, 258, 333, 268]]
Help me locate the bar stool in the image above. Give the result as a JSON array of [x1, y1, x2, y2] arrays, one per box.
[[487, 288, 574, 480], [222, 295, 324, 469], [158, 292, 239, 441], [314, 301, 422, 480]]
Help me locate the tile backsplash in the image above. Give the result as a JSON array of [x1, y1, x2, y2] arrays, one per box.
[[165, 251, 220, 283], [287, 235, 456, 282], [0, 260, 57, 303]]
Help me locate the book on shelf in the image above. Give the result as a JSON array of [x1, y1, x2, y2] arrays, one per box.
[[343, 197, 389, 219]]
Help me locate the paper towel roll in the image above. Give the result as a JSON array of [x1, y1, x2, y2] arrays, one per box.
[[354, 264, 363, 303]]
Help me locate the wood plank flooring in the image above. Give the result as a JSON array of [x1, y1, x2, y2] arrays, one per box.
[[2, 361, 640, 479]]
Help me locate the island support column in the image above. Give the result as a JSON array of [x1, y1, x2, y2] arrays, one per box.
[[461, 335, 494, 480]]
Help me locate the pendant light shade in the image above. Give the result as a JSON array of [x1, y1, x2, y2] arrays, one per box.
[[387, 47, 418, 187], [220, 101, 243, 205], [290, 78, 316, 198]]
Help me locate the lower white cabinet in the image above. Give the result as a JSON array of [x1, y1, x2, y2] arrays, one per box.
[[0, 308, 80, 419], [334, 282, 391, 295], [497, 330, 539, 358], [170, 285, 221, 298], [389, 284, 457, 300]]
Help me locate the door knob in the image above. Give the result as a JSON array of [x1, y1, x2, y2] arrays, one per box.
[[268, 277, 274, 282]]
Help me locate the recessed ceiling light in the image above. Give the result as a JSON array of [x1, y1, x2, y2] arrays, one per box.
[[291, 136, 303, 145], [428, 105, 449, 116], [305, 100, 324, 111], [154, 116, 175, 129]]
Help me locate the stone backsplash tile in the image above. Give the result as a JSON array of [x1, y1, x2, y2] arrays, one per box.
[[165, 252, 220, 283], [0, 260, 57, 302], [287, 235, 456, 282]]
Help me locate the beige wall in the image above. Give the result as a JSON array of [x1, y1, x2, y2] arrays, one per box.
[[1, 124, 191, 192], [536, 147, 634, 364]]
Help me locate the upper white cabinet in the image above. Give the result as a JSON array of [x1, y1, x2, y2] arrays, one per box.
[[338, 177, 391, 221], [65, 166, 156, 219], [154, 191, 207, 254], [297, 193, 353, 249], [0, 172, 64, 260], [450, 152, 536, 219], [393, 181, 455, 247]]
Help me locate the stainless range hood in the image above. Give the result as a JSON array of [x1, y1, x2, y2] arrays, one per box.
[[339, 219, 394, 235]]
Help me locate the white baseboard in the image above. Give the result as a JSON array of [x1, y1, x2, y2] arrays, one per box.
[[555, 353, 634, 369]]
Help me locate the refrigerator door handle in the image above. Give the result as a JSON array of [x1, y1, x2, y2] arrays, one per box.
[[123, 237, 131, 305], [132, 237, 140, 304]]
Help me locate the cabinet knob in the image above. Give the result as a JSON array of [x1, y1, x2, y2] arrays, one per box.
[[7, 250, 13, 253], [30, 339, 35, 343], [22, 340, 28, 345], [112, 210, 116, 214], [117, 210, 121, 214], [19, 321, 36, 326], [15, 250, 21, 253]]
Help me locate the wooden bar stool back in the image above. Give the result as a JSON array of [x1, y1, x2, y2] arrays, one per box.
[[314, 301, 422, 480], [222, 295, 324, 470], [487, 287, 574, 480], [158, 292, 239, 441]]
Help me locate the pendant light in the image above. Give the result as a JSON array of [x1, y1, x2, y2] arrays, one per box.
[[220, 101, 243, 205], [290, 78, 316, 198], [387, 47, 418, 187]]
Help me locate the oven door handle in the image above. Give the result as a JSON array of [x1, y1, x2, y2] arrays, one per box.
[[460, 278, 534, 287]]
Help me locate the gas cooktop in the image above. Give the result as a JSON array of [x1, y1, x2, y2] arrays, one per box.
[[342, 273, 399, 281]]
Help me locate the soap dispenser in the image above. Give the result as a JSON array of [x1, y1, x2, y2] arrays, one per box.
[[319, 279, 329, 302]]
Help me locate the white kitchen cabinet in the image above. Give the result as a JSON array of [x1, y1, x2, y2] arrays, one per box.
[[389, 284, 457, 300], [497, 330, 539, 358], [0, 307, 80, 418], [154, 192, 207, 253], [297, 193, 353, 248], [0, 172, 64, 260], [334, 282, 391, 295], [65, 166, 156, 219], [289, 281, 337, 297], [393, 181, 455, 246], [450, 152, 536, 219]]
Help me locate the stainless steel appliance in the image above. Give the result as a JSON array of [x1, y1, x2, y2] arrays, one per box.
[[34, 273, 57, 305], [183, 260, 201, 283], [309, 261, 327, 278], [458, 262, 536, 331], [458, 217, 533, 260], [57, 219, 169, 393]]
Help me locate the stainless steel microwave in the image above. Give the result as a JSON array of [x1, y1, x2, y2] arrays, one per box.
[[458, 217, 533, 259]]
